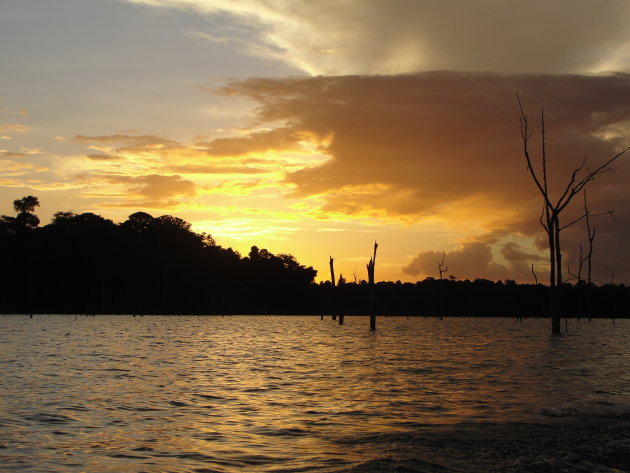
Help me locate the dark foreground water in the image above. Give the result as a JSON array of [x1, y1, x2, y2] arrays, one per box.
[[1, 315, 629, 473]]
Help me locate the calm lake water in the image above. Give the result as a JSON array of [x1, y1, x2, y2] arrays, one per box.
[[1, 315, 629, 472]]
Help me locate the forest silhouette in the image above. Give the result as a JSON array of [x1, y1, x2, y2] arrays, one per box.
[[1, 197, 628, 317]]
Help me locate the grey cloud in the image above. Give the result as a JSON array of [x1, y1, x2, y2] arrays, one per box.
[[402, 241, 520, 282], [156, 0, 630, 74]]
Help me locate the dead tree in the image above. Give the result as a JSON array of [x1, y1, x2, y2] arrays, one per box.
[[517, 96, 628, 334], [367, 241, 378, 330], [583, 192, 597, 285], [438, 251, 448, 280], [329, 256, 344, 325], [567, 244, 586, 284], [567, 191, 610, 285], [531, 262, 539, 285], [337, 274, 345, 325], [329, 256, 336, 321]]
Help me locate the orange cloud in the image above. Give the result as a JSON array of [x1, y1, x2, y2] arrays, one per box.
[[196, 128, 303, 157], [221, 73, 630, 226], [0, 160, 43, 175], [0, 124, 29, 133], [0, 152, 25, 159], [105, 174, 196, 200], [86, 154, 125, 161], [77, 173, 197, 209], [164, 164, 269, 175], [220, 72, 630, 282]]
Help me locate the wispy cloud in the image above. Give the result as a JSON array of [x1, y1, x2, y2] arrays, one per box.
[[0, 124, 29, 133], [0, 107, 29, 116]]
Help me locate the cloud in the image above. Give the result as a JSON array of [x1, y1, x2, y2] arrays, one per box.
[[20, 147, 45, 155], [402, 242, 504, 280], [221, 73, 630, 229], [0, 159, 47, 176], [86, 154, 125, 161], [0, 107, 29, 116], [403, 239, 544, 282], [73, 132, 282, 178], [220, 72, 630, 281], [501, 241, 545, 263], [165, 164, 268, 174], [0, 152, 25, 159], [125, 0, 630, 75], [74, 133, 173, 144], [103, 174, 196, 200], [0, 124, 29, 133], [197, 128, 303, 156], [77, 173, 197, 209]]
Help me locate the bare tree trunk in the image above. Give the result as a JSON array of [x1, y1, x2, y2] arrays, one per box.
[[548, 227, 556, 287], [367, 242, 378, 330], [554, 215, 562, 286], [553, 215, 563, 334], [329, 256, 336, 321]]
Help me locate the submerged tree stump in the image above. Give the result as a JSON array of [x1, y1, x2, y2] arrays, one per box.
[[329, 256, 337, 321], [367, 241, 378, 330]]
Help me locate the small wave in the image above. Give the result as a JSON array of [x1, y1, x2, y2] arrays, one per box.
[[166, 452, 215, 461], [117, 405, 163, 412], [198, 431, 225, 441], [234, 453, 293, 466], [338, 456, 452, 473], [400, 367, 436, 374], [107, 453, 149, 459], [24, 412, 78, 424], [132, 446, 154, 451], [194, 393, 226, 400], [242, 387, 268, 393], [541, 405, 630, 419], [593, 389, 625, 395], [169, 400, 189, 407], [255, 426, 311, 437], [506, 452, 630, 473], [60, 404, 90, 412]]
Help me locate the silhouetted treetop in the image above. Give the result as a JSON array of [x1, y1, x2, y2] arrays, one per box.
[[13, 195, 39, 214], [4, 195, 42, 230], [122, 211, 156, 232]]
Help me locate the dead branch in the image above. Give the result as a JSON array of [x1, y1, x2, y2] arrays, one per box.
[[438, 251, 448, 280]]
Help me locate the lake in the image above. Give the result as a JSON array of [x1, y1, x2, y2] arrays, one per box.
[[1, 315, 629, 472]]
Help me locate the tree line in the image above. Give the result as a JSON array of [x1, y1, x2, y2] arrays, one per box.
[[0, 197, 317, 315], [1, 196, 628, 317]]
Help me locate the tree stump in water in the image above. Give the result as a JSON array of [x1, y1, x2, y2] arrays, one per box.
[[367, 241, 378, 331]]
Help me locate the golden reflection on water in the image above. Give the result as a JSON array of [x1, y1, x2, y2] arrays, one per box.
[[1, 315, 629, 472]]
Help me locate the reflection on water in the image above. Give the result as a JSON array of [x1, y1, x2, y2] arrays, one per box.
[[1, 315, 629, 472]]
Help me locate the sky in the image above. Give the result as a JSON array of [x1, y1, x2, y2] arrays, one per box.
[[2, 0, 630, 284]]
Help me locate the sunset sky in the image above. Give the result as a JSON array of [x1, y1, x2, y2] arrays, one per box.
[[2, 0, 630, 284]]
